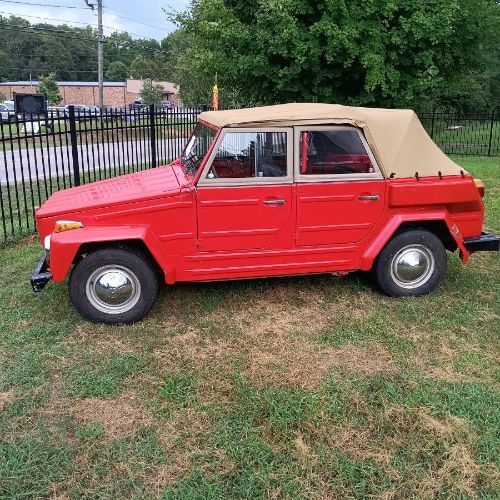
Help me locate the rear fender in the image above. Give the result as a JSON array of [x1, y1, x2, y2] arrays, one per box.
[[49, 225, 176, 283], [360, 211, 469, 270]]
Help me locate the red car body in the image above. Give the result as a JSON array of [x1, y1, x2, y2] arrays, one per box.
[[31, 104, 498, 323]]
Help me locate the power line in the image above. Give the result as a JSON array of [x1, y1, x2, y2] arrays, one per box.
[[103, 7, 171, 33], [104, 5, 177, 27], [0, 10, 156, 38], [0, 11, 96, 25], [0, 0, 88, 8], [5, 66, 98, 73], [1, 24, 105, 42]]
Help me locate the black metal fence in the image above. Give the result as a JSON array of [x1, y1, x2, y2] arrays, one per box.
[[0, 106, 499, 243], [419, 110, 499, 156], [0, 105, 200, 242]]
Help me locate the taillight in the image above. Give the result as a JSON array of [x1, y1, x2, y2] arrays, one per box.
[[474, 179, 485, 198]]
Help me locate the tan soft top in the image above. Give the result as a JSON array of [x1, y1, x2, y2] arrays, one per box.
[[199, 103, 464, 179]]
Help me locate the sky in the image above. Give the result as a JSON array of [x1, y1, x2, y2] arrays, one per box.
[[0, 0, 190, 40]]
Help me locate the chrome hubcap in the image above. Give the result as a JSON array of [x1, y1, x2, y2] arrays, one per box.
[[86, 265, 141, 314], [390, 244, 435, 289]]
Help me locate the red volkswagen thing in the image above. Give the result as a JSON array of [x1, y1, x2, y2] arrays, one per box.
[[31, 104, 499, 324]]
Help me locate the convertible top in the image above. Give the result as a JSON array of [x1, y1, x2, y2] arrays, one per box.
[[199, 103, 464, 179]]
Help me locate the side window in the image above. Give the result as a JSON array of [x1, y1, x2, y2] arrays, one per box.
[[207, 131, 287, 179], [299, 129, 375, 175]]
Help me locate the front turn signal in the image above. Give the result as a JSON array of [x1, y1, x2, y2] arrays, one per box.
[[474, 179, 485, 198], [54, 220, 84, 233]]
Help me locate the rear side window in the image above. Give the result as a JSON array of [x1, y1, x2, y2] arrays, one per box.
[[208, 131, 287, 179], [299, 129, 375, 175]]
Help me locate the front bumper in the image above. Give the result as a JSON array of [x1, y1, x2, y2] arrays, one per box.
[[31, 255, 52, 292], [464, 231, 500, 253]]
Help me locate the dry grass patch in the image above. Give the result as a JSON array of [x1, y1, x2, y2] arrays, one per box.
[[71, 390, 154, 438], [318, 423, 395, 466], [246, 342, 397, 390], [420, 444, 482, 497], [415, 342, 498, 384], [229, 287, 330, 337], [0, 389, 14, 412], [63, 324, 138, 354], [415, 408, 469, 437]]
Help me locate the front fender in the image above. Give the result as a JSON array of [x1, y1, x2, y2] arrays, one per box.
[[49, 225, 176, 283], [360, 210, 469, 271]]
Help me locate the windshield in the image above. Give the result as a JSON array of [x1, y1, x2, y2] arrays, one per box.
[[5, 102, 14, 111], [181, 123, 217, 176]]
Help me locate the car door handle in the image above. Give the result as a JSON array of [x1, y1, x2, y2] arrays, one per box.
[[263, 198, 286, 205], [358, 194, 380, 201]]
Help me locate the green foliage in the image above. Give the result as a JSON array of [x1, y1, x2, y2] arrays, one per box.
[[130, 54, 170, 81], [130, 55, 155, 80], [0, 16, 170, 83], [140, 79, 164, 106], [37, 73, 62, 105], [0, 16, 97, 81], [105, 60, 129, 81], [0, 91, 5, 102], [171, 0, 500, 110]]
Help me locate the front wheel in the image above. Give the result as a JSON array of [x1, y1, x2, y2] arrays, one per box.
[[374, 229, 447, 297], [69, 247, 159, 324]]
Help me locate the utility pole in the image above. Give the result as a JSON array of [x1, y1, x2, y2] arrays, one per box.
[[97, 0, 103, 109], [84, 0, 104, 109]]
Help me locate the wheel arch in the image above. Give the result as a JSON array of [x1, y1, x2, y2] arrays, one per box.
[[394, 220, 458, 252], [360, 212, 468, 270], [49, 225, 176, 284], [75, 239, 164, 280]]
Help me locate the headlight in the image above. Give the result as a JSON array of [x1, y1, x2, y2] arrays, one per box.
[[54, 220, 84, 233], [44, 235, 51, 262]]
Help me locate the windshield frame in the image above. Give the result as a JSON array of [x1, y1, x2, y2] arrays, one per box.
[[181, 120, 219, 180]]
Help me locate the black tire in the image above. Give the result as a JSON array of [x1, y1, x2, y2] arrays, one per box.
[[69, 247, 159, 324], [374, 229, 447, 297]]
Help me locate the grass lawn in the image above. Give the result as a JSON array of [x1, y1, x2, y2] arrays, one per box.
[[0, 156, 499, 498]]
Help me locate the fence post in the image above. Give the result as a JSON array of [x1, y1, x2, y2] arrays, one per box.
[[149, 104, 157, 168], [430, 108, 436, 139], [67, 105, 81, 186], [487, 110, 495, 157]]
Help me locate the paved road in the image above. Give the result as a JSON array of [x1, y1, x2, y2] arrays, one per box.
[[1, 138, 188, 186]]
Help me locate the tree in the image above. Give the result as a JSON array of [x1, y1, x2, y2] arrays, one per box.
[[37, 73, 62, 105], [129, 54, 170, 81], [106, 61, 129, 81], [129, 55, 155, 80], [170, 0, 500, 111], [0, 91, 5, 102], [0, 16, 164, 83], [140, 79, 164, 106]]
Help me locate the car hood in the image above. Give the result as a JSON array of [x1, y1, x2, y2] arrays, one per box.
[[37, 166, 182, 218]]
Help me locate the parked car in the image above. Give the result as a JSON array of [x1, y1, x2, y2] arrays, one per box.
[[48, 106, 67, 118], [31, 103, 499, 324], [128, 100, 146, 111], [0, 100, 16, 122], [64, 104, 99, 119], [102, 106, 125, 120]]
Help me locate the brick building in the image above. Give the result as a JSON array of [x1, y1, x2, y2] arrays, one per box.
[[0, 79, 180, 107]]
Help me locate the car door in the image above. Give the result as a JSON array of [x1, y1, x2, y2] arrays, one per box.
[[196, 128, 294, 252], [295, 126, 385, 246]]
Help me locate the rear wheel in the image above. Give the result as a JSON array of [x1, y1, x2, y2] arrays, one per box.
[[69, 247, 159, 324], [374, 229, 447, 297]]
